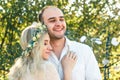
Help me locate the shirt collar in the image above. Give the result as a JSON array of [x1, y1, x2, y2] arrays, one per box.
[[64, 36, 73, 51], [49, 36, 72, 61]]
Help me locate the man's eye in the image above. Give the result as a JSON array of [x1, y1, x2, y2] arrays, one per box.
[[49, 20, 56, 22], [60, 18, 64, 21]]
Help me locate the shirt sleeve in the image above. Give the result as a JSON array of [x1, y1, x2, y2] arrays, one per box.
[[84, 46, 102, 80]]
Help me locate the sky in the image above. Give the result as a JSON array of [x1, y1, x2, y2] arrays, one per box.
[[68, 0, 120, 17]]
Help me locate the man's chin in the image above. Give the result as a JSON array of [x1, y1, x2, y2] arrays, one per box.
[[55, 35, 64, 39], [50, 34, 65, 40]]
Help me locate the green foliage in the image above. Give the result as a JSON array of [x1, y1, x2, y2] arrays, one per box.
[[0, 0, 120, 80]]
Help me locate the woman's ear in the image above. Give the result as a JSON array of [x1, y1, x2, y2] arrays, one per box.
[[34, 42, 38, 47]]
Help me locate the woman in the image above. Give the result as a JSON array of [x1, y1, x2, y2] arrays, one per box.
[[8, 22, 77, 80]]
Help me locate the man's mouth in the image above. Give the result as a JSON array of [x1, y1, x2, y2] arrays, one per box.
[[54, 27, 64, 32]]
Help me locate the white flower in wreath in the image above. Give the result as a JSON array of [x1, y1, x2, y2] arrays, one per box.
[[36, 33, 40, 38], [32, 37, 37, 41], [27, 44, 32, 48]]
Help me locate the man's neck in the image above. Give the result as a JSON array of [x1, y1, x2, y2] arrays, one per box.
[[50, 37, 66, 59]]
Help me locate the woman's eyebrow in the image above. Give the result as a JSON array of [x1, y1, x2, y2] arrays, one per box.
[[44, 40, 48, 42]]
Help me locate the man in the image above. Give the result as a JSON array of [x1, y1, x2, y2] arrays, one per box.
[[38, 6, 102, 80]]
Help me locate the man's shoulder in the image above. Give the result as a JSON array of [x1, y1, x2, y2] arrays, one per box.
[[70, 40, 90, 48], [65, 37, 91, 50]]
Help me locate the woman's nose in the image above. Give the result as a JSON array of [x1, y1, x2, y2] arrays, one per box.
[[48, 44, 53, 51]]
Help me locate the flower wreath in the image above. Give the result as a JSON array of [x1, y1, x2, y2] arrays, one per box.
[[22, 22, 46, 57]]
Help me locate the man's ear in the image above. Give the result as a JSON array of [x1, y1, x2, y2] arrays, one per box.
[[41, 20, 44, 25]]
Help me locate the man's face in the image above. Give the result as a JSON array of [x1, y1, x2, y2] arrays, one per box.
[[42, 7, 66, 39]]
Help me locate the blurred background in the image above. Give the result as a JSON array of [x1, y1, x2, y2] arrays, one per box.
[[0, 0, 120, 80]]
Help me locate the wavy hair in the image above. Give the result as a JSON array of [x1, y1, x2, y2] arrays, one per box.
[[8, 25, 49, 80]]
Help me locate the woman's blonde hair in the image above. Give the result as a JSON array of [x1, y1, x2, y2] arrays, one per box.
[[8, 24, 48, 80]]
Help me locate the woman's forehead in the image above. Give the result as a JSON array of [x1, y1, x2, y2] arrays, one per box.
[[43, 33, 50, 40]]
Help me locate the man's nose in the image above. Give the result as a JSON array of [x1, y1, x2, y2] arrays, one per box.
[[55, 20, 61, 26]]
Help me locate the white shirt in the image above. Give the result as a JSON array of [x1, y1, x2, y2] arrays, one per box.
[[49, 37, 102, 80]]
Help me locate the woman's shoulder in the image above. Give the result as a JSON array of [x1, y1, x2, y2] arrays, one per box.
[[44, 61, 56, 68]]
